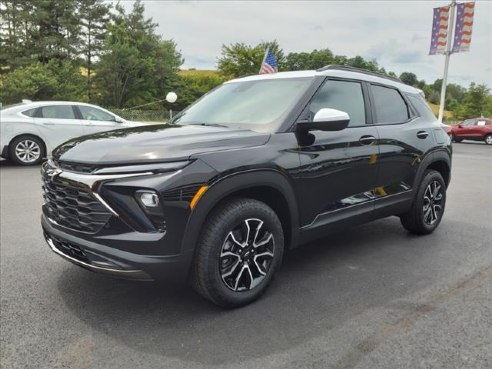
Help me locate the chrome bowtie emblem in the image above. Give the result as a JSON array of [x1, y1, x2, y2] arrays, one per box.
[[45, 168, 62, 178]]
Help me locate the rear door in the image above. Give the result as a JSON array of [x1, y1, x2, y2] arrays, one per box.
[[369, 85, 430, 214], [34, 105, 84, 149]]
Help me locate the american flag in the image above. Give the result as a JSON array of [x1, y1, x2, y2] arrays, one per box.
[[429, 6, 450, 55], [259, 48, 278, 74], [452, 2, 475, 53]]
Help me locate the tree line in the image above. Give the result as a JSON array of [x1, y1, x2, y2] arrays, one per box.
[[1, 0, 491, 119]]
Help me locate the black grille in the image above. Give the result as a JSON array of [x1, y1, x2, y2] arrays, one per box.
[[55, 160, 97, 173], [44, 231, 89, 263], [42, 175, 112, 233], [162, 184, 203, 202]]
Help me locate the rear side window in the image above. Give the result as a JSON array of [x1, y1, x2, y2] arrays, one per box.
[[39, 105, 76, 119], [407, 94, 436, 121], [308, 79, 366, 127], [22, 108, 37, 117], [371, 85, 409, 124]]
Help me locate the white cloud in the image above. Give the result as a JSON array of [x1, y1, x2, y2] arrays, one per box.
[[120, 0, 492, 86]]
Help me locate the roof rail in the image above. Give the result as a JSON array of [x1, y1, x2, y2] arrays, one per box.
[[316, 65, 402, 83]]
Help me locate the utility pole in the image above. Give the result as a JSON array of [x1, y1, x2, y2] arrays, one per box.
[[438, 0, 457, 123]]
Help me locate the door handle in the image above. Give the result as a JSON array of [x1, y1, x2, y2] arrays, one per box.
[[41, 122, 55, 126], [417, 131, 429, 139], [359, 135, 376, 145]]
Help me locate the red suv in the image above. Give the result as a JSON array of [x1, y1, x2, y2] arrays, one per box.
[[450, 118, 492, 145]]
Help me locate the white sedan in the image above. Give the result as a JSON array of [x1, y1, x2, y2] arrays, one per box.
[[0, 101, 144, 165]]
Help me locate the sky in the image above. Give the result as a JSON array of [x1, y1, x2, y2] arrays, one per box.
[[119, 1, 492, 87]]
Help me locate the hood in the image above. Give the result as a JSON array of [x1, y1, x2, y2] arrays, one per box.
[[52, 124, 270, 164]]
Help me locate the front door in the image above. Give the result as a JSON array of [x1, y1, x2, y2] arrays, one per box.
[[294, 78, 379, 235], [34, 105, 84, 149]]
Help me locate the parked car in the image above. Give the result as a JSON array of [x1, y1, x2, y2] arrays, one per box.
[[440, 122, 452, 136], [41, 66, 452, 307], [0, 101, 143, 165], [450, 117, 492, 144]]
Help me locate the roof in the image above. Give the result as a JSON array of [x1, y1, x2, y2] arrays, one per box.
[[227, 68, 421, 94]]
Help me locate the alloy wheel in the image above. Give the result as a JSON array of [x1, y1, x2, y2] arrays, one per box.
[[422, 180, 443, 226], [219, 218, 275, 292], [15, 139, 41, 163], [485, 135, 492, 145]]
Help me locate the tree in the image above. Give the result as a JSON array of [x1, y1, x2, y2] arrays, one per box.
[[217, 40, 284, 78], [399, 72, 419, 87], [0, 61, 87, 104], [94, 1, 182, 108], [284, 48, 334, 70], [170, 70, 226, 111], [454, 83, 490, 119], [77, 0, 111, 100]]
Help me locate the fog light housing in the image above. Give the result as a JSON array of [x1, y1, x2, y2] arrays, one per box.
[[138, 191, 159, 207]]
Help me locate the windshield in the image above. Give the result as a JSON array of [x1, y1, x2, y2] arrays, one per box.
[[174, 77, 313, 132]]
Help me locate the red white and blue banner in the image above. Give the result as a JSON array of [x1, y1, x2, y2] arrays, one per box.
[[452, 2, 475, 53], [429, 6, 450, 55]]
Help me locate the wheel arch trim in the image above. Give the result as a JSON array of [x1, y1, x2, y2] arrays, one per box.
[[180, 169, 300, 257]]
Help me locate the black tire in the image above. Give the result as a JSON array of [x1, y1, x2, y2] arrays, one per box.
[[9, 135, 45, 165], [452, 135, 462, 143], [485, 134, 492, 145], [191, 197, 284, 307], [400, 170, 446, 235]]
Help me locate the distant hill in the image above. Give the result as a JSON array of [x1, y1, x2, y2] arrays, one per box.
[[178, 69, 220, 77]]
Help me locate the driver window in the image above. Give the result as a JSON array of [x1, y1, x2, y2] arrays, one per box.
[[308, 80, 366, 127], [78, 105, 115, 121]]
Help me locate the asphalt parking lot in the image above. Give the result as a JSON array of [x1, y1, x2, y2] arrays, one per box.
[[1, 142, 491, 369]]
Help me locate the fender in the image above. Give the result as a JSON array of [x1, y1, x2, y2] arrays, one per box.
[[180, 169, 300, 260], [413, 147, 452, 190]]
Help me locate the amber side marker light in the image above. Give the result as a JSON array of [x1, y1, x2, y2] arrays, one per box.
[[190, 185, 209, 210]]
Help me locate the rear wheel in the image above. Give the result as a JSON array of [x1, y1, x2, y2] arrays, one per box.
[[485, 134, 492, 145], [9, 135, 45, 165], [191, 198, 284, 307], [400, 170, 446, 235]]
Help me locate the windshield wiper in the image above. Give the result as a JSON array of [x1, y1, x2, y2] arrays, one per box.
[[189, 123, 229, 128]]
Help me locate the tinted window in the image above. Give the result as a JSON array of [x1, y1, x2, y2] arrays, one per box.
[[308, 80, 366, 126], [40, 105, 75, 119], [407, 94, 436, 121], [22, 108, 37, 117], [78, 106, 115, 121], [372, 85, 409, 124], [462, 119, 476, 126]]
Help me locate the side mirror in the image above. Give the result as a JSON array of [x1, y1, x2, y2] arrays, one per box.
[[297, 108, 350, 132], [114, 116, 125, 123]]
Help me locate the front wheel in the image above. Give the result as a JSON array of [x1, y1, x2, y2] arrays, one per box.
[[191, 198, 284, 307], [400, 170, 446, 235], [452, 134, 462, 143], [485, 134, 492, 145]]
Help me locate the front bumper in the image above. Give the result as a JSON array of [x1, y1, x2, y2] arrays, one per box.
[[42, 214, 193, 283]]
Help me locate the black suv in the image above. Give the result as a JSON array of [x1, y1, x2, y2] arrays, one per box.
[[41, 66, 452, 307]]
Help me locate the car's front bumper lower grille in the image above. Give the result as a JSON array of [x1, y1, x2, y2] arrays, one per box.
[[42, 173, 112, 234]]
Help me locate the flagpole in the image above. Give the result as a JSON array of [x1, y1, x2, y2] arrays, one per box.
[[259, 47, 269, 74], [438, 0, 457, 123]]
